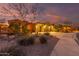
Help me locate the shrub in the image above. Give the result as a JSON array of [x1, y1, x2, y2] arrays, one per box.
[[7, 33, 15, 36], [18, 37, 34, 46], [9, 23, 20, 33], [18, 39, 26, 46], [63, 30, 69, 33], [27, 37, 34, 44], [39, 36, 47, 44], [44, 33, 50, 36]]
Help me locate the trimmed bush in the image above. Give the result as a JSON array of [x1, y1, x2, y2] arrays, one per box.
[[18, 37, 34, 46], [7, 32, 19, 36], [39, 36, 47, 44], [44, 33, 50, 36], [18, 39, 27, 46], [27, 37, 34, 45]]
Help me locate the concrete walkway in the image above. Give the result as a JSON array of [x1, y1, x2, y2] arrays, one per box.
[[50, 33, 79, 56]]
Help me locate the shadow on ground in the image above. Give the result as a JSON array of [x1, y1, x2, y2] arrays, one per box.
[[75, 33, 79, 45]]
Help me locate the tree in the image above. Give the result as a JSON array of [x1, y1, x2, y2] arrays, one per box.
[[0, 4, 40, 34], [0, 4, 38, 21], [22, 25, 29, 34], [53, 24, 62, 32], [9, 23, 20, 33]]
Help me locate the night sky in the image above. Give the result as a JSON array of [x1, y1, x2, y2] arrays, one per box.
[[0, 3, 79, 23], [36, 3, 79, 23]]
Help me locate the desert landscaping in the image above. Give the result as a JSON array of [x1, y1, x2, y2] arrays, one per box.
[[0, 32, 79, 56]]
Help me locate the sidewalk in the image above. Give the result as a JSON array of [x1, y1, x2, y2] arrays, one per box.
[[50, 33, 79, 56]]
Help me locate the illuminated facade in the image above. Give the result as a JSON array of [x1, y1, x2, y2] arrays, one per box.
[[35, 23, 55, 32], [0, 22, 9, 33], [0, 19, 75, 34]]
